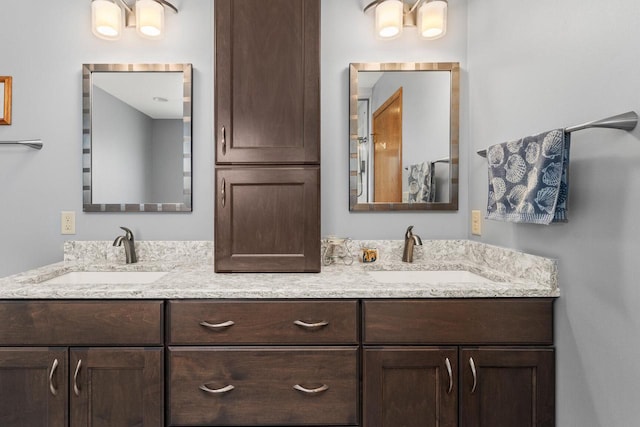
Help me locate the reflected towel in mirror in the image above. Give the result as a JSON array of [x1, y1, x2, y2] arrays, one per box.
[[407, 162, 436, 203]]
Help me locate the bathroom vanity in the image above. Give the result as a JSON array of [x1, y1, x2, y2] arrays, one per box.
[[0, 240, 558, 426]]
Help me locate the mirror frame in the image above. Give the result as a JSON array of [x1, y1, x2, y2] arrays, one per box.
[[82, 63, 193, 212], [349, 62, 460, 211]]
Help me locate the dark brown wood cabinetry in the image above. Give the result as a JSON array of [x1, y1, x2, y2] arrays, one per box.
[[0, 347, 68, 426], [0, 301, 164, 427], [214, 0, 321, 272], [362, 299, 556, 427], [364, 347, 458, 427], [214, 167, 320, 272], [167, 300, 359, 426], [0, 298, 555, 426], [460, 347, 555, 427]]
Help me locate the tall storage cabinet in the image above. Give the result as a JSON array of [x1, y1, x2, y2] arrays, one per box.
[[214, 0, 321, 272]]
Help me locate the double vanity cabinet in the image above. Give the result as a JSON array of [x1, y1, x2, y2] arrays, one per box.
[[0, 297, 555, 427]]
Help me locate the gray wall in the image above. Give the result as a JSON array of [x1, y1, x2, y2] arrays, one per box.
[[92, 86, 151, 203], [149, 119, 183, 203], [467, 0, 640, 425], [0, 0, 213, 277], [0, 0, 469, 277], [322, 0, 469, 238]]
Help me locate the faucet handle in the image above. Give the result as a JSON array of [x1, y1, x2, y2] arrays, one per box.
[[119, 227, 134, 241], [405, 225, 415, 239]]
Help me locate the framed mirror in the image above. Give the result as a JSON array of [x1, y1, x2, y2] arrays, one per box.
[[349, 62, 459, 211], [82, 63, 192, 212]]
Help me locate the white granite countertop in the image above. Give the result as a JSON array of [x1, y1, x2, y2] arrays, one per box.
[[0, 240, 559, 299]]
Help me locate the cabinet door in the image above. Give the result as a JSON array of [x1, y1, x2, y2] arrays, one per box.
[[460, 347, 555, 427], [0, 347, 68, 427], [363, 347, 458, 427], [70, 348, 163, 427], [215, 0, 320, 164], [215, 167, 320, 272]]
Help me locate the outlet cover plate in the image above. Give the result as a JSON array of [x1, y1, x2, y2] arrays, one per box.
[[61, 211, 76, 235]]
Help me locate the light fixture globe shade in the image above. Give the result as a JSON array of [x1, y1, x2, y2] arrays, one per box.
[[375, 0, 404, 40], [418, 0, 448, 40], [136, 0, 164, 39], [91, 0, 122, 40]]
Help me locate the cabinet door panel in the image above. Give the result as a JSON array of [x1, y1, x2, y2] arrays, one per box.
[[0, 347, 67, 427], [70, 348, 163, 427], [215, 0, 320, 164], [460, 348, 555, 427], [215, 167, 320, 272], [168, 347, 358, 426], [363, 347, 457, 427]]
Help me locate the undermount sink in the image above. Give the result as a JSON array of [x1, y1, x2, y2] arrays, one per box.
[[42, 271, 169, 285], [368, 270, 494, 284]]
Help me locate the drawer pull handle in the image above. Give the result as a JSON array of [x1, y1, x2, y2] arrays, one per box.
[[221, 126, 226, 155], [293, 384, 329, 394], [199, 384, 235, 394], [221, 178, 226, 208], [445, 357, 453, 394], [73, 359, 82, 397], [49, 358, 59, 396], [469, 357, 477, 394], [293, 320, 329, 329], [200, 320, 235, 330]]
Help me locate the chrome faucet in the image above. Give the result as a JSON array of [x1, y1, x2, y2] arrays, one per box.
[[402, 225, 423, 263], [113, 227, 137, 264]]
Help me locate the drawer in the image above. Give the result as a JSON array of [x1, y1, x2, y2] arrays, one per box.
[[168, 346, 359, 426], [0, 301, 163, 345], [363, 298, 554, 345], [168, 300, 358, 344]]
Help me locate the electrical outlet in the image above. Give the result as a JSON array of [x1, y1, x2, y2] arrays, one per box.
[[471, 210, 482, 236], [61, 211, 76, 235]]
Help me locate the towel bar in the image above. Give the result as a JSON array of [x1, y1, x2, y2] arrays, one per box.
[[0, 139, 43, 150], [476, 111, 638, 158]]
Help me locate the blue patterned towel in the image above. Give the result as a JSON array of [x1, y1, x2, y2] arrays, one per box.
[[486, 129, 570, 224]]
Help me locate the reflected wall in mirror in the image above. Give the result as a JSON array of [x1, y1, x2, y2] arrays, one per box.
[[349, 62, 459, 211], [82, 63, 192, 212]]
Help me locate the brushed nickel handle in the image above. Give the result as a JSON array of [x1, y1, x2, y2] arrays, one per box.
[[221, 126, 226, 155], [469, 357, 477, 394], [445, 357, 453, 394], [200, 320, 235, 330], [221, 178, 226, 207], [293, 320, 329, 329], [199, 384, 235, 394], [49, 358, 59, 396], [293, 384, 329, 394], [73, 359, 82, 397]]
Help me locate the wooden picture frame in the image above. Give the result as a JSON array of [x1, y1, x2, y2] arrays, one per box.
[[0, 76, 11, 125]]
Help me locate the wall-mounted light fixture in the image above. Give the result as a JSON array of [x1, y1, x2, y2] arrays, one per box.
[[364, 0, 448, 41], [91, 0, 178, 41]]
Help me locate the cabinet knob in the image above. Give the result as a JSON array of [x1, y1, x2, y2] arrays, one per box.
[[293, 384, 329, 394], [49, 358, 59, 396]]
